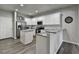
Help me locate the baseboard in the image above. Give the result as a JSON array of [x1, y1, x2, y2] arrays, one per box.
[[0, 37, 14, 40], [63, 40, 79, 46], [56, 41, 63, 54]]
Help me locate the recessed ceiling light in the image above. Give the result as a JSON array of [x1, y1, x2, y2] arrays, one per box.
[[15, 9, 18, 11], [35, 10, 39, 13], [20, 4, 24, 7]]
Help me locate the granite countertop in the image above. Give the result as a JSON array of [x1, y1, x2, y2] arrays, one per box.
[[45, 29, 63, 33], [20, 29, 34, 32], [36, 29, 63, 37], [37, 32, 48, 37]]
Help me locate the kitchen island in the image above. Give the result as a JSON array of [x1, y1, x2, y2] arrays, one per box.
[[36, 29, 63, 54], [20, 29, 35, 45]]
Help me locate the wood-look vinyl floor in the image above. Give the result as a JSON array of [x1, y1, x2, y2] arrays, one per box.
[[0, 38, 36, 54], [57, 42, 79, 54], [0, 38, 79, 54]]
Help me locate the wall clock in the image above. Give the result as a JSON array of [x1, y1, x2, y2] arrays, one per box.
[[65, 16, 73, 24]]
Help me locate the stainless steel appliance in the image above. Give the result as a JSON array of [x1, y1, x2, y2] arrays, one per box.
[[36, 21, 44, 33], [16, 21, 26, 38]]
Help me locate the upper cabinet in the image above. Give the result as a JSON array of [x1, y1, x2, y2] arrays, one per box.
[[31, 16, 45, 25], [31, 17, 38, 25], [31, 12, 61, 25], [43, 12, 61, 25], [24, 12, 61, 25], [25, 18, 32, 25]]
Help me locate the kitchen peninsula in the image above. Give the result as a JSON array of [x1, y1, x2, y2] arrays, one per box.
[[36, 29, 63, 54]]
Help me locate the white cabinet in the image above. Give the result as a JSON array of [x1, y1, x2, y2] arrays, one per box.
[[36, 30, 63, 54], [43, 13, 61, 25], [20, 29, 35, 44], [36, 33, 49, 54], [31, 16, 45, 25], [25, 12, 61, 25], [49, 30, 63, 54], [31, 18, 38, 25], [25, 18, 32, 25], [31, 12, 61, 25]]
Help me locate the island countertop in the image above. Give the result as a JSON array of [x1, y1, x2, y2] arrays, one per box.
[[45, 29, 63, 33], [37, 33, 48, 37], [20, 29, 35, 32]]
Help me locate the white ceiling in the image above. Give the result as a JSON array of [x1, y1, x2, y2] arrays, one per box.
[[0, 4, 73, 16]]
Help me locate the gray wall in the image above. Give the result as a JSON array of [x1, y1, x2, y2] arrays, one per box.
[[77, 5, 79, 44], [0, 10, 13, 39], [61, 5, 79, 44]]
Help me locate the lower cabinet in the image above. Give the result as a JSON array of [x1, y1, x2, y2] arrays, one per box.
[[49, 31, 63, 54], [36, 30, 63, 54], [36, 34, 49, 54], [20, 30, 34, 45]]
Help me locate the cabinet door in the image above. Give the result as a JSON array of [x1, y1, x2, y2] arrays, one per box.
[[36, 35, 49, 54], [43, 13, 61, 25], [32, 17, 44, 25], [50, 33, 57, 54], [31, 18, 37, 25], [20, 31, 25, 44], [50, 31, 63, 54], [25, 18, 32, 25]]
